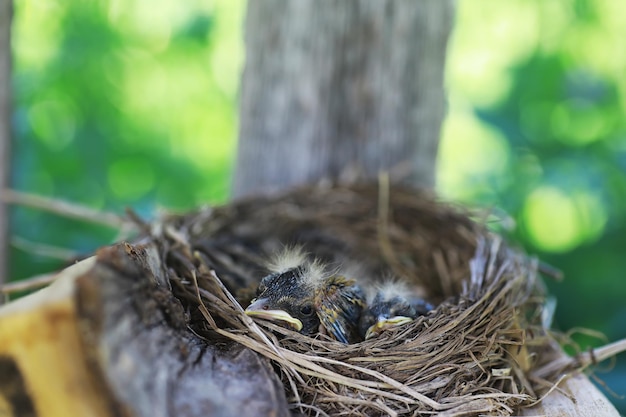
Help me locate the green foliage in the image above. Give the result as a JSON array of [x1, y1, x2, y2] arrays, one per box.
[[442, 0, 626, 340], [8, 0, 626, 411], [441, 0, 626, 408], [10, 0, 243, 280]]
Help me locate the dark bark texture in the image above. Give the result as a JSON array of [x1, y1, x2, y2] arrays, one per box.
[[234, 0, 454, 198], [76, 244, 290, 417], [0, 0, 11, 295]]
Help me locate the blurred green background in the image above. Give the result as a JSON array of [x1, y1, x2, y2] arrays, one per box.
[[7, 0, 626, 411]]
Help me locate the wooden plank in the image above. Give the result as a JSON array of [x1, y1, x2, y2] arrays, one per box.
[[0, 258, 113, 417], [521, 373, 620, 417]]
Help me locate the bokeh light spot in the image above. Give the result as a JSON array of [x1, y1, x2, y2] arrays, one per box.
[[446, 0, 539, 107], [210, 0, 245, 97], [522, 185, 606, 252], [550, 99, 609, 146], [571, 190, 608, 242], [13, 0, 63, 69], [523, 186, 580, 252], [437, 112, 510, 200], [28, 98, 77, 151], [108, 158, 156, 200]]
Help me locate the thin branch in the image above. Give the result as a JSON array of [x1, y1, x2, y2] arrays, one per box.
[[532, 338, 626, 380], [1, 189, 128, 228], [0, 271, 58, 294], [11, 236, 81, 261], [586, 339, 626, 365]]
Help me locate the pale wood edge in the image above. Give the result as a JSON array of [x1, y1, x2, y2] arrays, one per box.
[[520, 372, 621, 417]]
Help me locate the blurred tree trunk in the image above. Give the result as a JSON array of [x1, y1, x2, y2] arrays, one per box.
[[233, 0, 454, 198], [0, 0, 12, 298]]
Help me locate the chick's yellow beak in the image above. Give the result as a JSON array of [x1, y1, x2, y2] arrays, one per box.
[[245, 298, 303, 331], [365, 316, 413, 340]]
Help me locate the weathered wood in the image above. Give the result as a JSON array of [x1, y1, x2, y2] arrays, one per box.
[[234, 0, 454, 197], [0, 244, 290, 417], [0, 258, 113, 417], [0, 0, 12, 296], [521, 373, 620, 417]]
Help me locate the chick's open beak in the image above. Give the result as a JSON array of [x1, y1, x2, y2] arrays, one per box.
[[365, 315, 413, 340], [245, 298, 303, 331]]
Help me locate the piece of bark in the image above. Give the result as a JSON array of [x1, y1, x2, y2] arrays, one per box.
[[0, 243, 290, 417]]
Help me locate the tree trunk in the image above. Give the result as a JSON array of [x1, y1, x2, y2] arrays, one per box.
[[233, 0, 453, 198], [0, 0, 12, 298]]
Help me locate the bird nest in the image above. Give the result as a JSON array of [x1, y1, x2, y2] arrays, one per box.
[[153, 182, 569, 416]]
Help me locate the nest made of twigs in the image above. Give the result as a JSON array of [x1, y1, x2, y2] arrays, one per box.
[[151, 182, 570, 416]]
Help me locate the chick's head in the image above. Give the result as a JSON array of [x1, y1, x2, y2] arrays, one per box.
[[247, 265, 321, 335]]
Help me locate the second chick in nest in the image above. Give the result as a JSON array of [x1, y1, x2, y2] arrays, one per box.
[[359, 281, 434, 340]]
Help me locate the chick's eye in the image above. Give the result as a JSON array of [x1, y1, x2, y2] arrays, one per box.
[[300, 305, 313, 316]]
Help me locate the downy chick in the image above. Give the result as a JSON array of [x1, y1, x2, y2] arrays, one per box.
[[359, 281, 434, 340], [245, 249, 365, 343]]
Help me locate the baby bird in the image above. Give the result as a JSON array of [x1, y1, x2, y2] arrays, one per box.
[[359, 281, 434, 340], [245, 249, 365, 343]]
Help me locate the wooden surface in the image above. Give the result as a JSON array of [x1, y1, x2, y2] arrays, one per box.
[[0, 258, 113, 417], [521, 373, 620, 417], [234, 0, 454, 197]]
